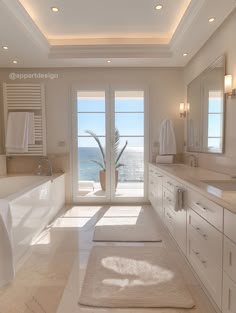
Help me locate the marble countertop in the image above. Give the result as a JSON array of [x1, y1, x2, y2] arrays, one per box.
[[150, 163, 236, 214]]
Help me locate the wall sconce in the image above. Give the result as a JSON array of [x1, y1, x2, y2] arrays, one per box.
[[179, 102, 189, 118], [224, 75, 236, 97]]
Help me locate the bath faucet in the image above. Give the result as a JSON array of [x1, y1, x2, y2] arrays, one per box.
[[36, 157, 53, 176], [188, 154, 198, 167]]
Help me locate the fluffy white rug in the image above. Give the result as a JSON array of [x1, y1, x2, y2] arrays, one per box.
[[93, 206, 162, 242], [79, 246, 195, 308]]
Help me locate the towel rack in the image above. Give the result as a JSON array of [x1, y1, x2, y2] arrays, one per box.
[[3, 83, 47, 156]]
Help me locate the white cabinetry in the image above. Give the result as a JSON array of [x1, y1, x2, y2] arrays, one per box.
[[186, 189, 223, 231], [148, 165, 163, 217], [187, 209, 223, 309], [148, 163, 236, 313], [223, 210, 236, 313], [222, 272, 236, 313], [163, 178, 187, 255]]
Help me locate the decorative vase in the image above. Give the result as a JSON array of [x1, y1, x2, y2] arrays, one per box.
[[99, 170, 118, 191]]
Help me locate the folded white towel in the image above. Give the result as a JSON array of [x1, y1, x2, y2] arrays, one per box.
[[159, 119, 177, 155], [156, 155, 174, 164], [174, 188, 184, 212], [6, 112, 35, 153], [0, 200, 14, 287]]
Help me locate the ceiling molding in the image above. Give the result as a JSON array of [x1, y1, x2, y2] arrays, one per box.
[[49, 44, 172, 59], [170, 0, 205, 50], [49, 37, 170, 46], [1, 0, 50, 52]]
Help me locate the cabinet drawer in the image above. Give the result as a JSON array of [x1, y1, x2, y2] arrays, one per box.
[[163, 188, 175, 210], [188, 209, 223, 266], [224, 236, 236, 283], [163, 176, 178, 193], [224, 209, 236, 244], [187, 235, 222, 309], [164, 206, 175, 235], [187, 189, 223, 231], [222, 273, 236, 313]]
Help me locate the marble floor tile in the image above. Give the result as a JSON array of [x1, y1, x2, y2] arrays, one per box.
[[0, 205, 218, 313]]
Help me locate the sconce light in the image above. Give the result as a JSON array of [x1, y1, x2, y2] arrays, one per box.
[[179, 102, 188, 118], [224, 75, 236, 97]]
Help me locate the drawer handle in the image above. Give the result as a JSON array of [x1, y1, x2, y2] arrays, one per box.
[[192, 225, 207, 240], [228, 288, 231, 311], [195, 202, 207, 212], [166, 197, 172, 203], [193, 249, 200, 255], [192, 249, 207, 267], [229, 251, 232, 266], [157, 175, 163, 178], [166, 213, 172, 219]]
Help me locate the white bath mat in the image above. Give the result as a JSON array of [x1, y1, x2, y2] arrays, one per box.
[[93, 206, 162, 242], [79, 246, 195, 308]]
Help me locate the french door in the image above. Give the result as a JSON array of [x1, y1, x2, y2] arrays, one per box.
[[72, 83, 148, 203]]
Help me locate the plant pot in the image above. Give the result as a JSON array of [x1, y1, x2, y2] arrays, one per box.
[[99, 170, 118, 191]]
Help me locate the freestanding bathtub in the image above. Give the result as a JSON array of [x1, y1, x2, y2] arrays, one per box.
[[0, 174, 65, 269]]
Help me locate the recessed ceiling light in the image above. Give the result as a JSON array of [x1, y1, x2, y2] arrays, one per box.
[[183, 53, 188, 57], [107, 60, 112, 63], [2, 46, 8, 50], [155, 4, 163, 10], [51, 7, 59, 12], [13, 60, 18, 64], [208, 17, 215, 23]]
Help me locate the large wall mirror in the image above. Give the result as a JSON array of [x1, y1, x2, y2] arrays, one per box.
[[187, 55, 225, 154]]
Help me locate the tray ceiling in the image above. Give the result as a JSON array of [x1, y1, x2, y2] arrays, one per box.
[[0, 0, 235, 67]]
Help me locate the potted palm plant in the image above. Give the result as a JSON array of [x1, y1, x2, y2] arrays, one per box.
[[85, 129, 128, 191]]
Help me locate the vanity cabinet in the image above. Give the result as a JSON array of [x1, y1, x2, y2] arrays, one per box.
[[148, 165, 163, 218], [163, 178, 187, 255], [187, 208, 223, 309], [149, 164, 187, 255], [148, 163, 236, 313], [186, 189, 223, 231], [222, 210, 236, 313], [222, 273, 236, 313]]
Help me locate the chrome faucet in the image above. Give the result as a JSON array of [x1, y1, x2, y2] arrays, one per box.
[[36, 157, 53, 176], [188, 154, 198, 167]]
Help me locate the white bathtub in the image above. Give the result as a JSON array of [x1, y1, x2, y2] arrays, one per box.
[[0, 174, 65, 268]]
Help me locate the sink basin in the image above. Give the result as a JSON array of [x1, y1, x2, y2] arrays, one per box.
[[201, 180, 236, 191]]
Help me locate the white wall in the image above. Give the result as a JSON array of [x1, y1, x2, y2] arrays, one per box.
[[0, 67, 185, 154], [0, 67, 184, 200], [184, 9, 236, 174]]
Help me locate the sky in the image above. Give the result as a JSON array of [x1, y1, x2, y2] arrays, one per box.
[[77, 97, 144, 148]]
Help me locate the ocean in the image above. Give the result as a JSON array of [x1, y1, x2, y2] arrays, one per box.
[[78, 147, 144, 182]]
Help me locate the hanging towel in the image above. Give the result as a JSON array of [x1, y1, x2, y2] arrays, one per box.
[[173, 188, 185, 212], [0, 200, 14, 287], [5, 112, 34, 153], [159, 119, 177, 155], [28, 113, 35, 145]]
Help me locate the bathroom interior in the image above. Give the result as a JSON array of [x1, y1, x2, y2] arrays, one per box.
[[0, 0, 236, 312]]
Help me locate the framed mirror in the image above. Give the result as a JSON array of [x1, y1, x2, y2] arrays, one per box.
[[187, 55, 225, 154]]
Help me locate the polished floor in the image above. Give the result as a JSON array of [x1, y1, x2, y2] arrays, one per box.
[[0, 205, 218, 313]]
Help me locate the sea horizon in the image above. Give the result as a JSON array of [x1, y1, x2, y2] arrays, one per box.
[[78, 146, 144, 182]]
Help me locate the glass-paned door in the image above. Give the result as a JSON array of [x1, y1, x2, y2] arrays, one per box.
[[111, 91, 145, 200], [72, 86, 147, 203], [74, 90, 109, 200]]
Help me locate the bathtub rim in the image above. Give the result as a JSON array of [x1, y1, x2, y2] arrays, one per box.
[[0, 173, 65, 202]]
